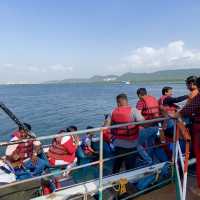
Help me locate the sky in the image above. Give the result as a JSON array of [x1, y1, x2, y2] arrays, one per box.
[[0, 0, 200, 83]]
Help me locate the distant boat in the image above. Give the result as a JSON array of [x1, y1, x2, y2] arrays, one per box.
[[125, 81, 131, 85]]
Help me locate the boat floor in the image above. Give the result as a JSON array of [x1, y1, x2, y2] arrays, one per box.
[[135, 175, 199, 200]]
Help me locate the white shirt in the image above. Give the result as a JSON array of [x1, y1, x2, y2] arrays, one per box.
[[0, 160, 16, 183], [5, 135, 41, 156]]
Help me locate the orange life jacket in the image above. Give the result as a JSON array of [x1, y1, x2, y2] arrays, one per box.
[[111, 106, 139, 140], [141, 95, 160, 120], [158, 95, 177, 115]]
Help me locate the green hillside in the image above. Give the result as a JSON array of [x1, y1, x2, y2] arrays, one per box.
[[117, 68, 200, 82], [45, 68, 200, 84]]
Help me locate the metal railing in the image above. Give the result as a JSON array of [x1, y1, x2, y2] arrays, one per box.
[[174, 121, 191, 200], [0, 117, 191, 200]]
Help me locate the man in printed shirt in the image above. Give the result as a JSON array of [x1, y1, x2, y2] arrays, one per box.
[[176, 77, 200, 196], [185, 76, 199, 103], [6, 123, 49, 179]]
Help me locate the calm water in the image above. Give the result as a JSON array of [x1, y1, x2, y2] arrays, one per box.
[[0, 83, 187, 141]]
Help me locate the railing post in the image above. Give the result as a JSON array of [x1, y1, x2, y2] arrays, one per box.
[[172, 118, 177, 182], [98, 130, 103, 200]]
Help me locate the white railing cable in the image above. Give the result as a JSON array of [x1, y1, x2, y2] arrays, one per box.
[[0, 117, 168, 146]]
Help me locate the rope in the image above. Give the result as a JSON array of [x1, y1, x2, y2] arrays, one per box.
[[112, 178, 128, 195]]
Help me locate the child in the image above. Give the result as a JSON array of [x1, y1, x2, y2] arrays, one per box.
[[81, 126, 97, 156]]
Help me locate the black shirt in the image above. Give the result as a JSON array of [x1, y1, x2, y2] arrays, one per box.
[[163, 95, 188, 106]]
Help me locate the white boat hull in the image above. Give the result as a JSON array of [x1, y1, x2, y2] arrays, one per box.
[[32, 162, 167, 200]]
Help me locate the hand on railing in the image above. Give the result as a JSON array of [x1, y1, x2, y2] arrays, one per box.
[[176, 121, 191, 142]]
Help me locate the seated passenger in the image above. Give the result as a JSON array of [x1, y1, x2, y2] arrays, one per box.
[[5, 123, 48, 179], [48, 126, 79, 169], [0, 157, 16, 185], [81, 126, 97, 156]]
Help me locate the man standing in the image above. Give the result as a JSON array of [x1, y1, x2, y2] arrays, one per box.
[[176, 77, 200, 196], [159, 87, 188, 137], [136, 88, 160, 120], [136, 88, 161, 164], [159, 86, 188, 114], [185, 76, 198, 103], [104, 93, 144, 173]]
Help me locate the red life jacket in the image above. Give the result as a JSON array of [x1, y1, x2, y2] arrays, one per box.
[[158, 95, 177, 114], [42, 187, 52, 195], [48, 136, 76, 163], [141, 95, 160, 120], [103, 129, 112, 143], [111, 106, 139, 140], [10, 131, 33, 162]]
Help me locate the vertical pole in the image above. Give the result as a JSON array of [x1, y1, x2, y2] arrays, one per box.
[[172, 119, 177, 182], [182, 141, 190, 200], [98, 130, 103, 200]]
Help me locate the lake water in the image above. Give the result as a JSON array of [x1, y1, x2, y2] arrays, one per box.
[[0, 82, 187, 142]]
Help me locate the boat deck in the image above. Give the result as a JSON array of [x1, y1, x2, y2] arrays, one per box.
[[135, 175, 199, 200]]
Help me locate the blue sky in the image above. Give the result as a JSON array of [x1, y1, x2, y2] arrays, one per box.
[[0, 0, 200, 82]]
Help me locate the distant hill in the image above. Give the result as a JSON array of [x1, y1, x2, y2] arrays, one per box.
[[45, 68, 200, 84], [117, 68, 200, 82]]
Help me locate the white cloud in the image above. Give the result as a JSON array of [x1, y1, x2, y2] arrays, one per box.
[[1, 63, 73, 74], [114, 40, 200, 73], [28, 66, 40, 72], [26, 64, 73, 73], [3, 63, 14, 68]]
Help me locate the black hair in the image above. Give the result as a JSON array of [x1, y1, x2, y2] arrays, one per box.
[[196, 77, 200, 88], [185, 76, 197, 85], [19, 123, 32, 131], [58, 129, 65, 134], [86, 126, 94, 129], [116, 93, 128, 101], [162, 86, 173, 95], [137, 88, 147, 96], [66, 125, 78, 132]]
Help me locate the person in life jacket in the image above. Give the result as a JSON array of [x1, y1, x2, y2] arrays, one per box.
[[158, 87, 189, 137], [136, 88, 160, 120], [0, 157, 16, 185], [104, 93, 145, 173], [81, 126, 97, 156], [135, 88, 161, 164], [48, 126, 79, 168], [159, 86, 188, 116], [5, 123, 48, 179], [175, 77, 200, 196]]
